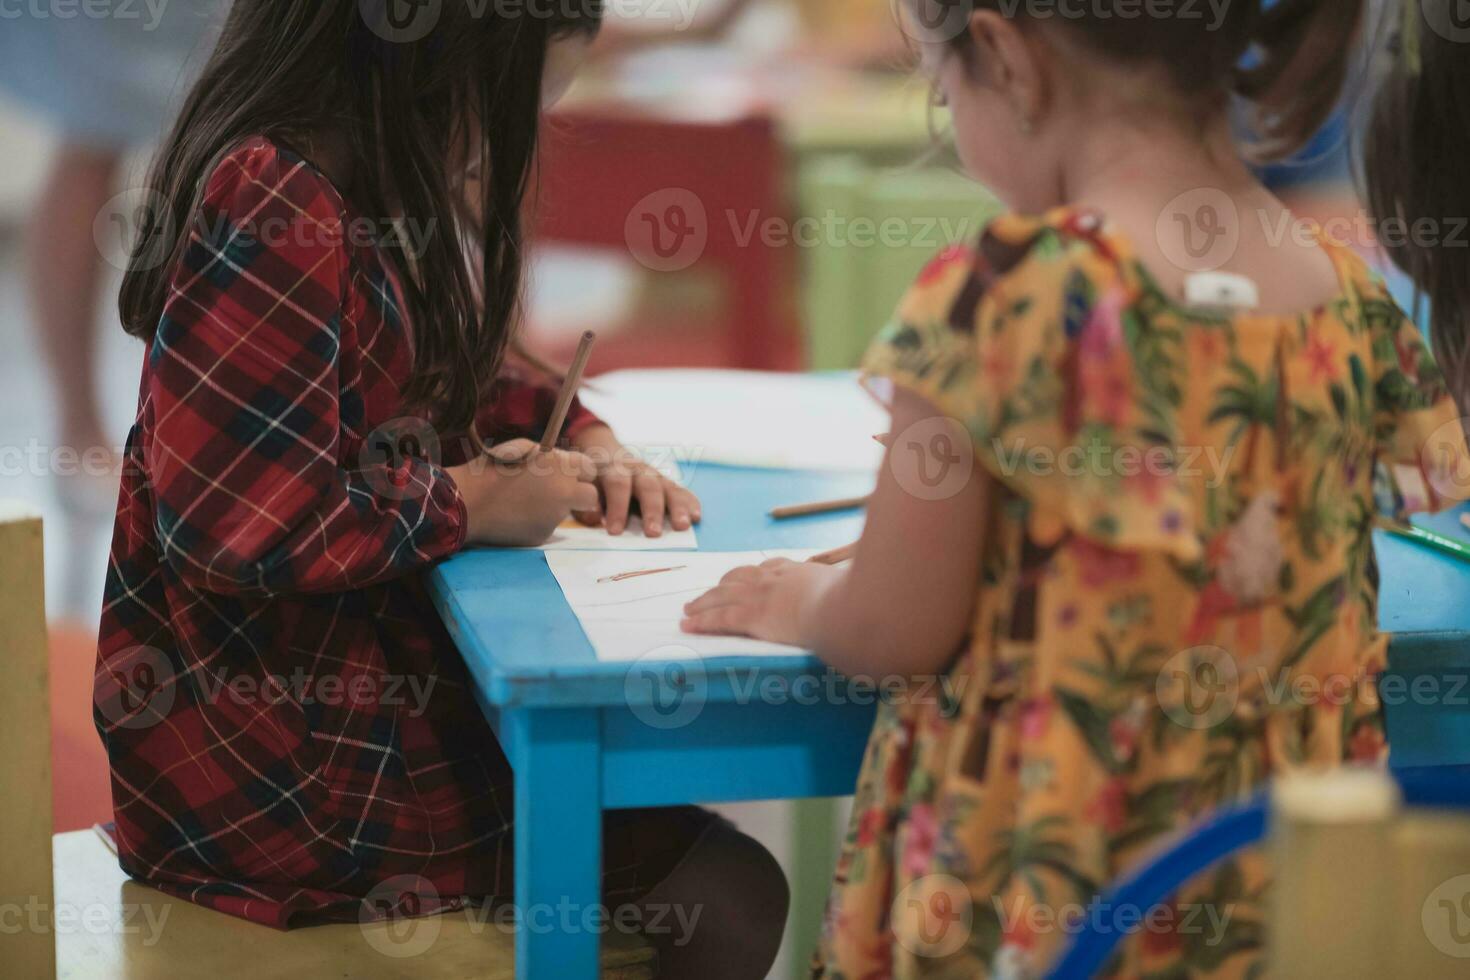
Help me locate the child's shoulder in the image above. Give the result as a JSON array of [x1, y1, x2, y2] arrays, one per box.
[[894, 206, 1126, 334], [197, 135, 349, 231]]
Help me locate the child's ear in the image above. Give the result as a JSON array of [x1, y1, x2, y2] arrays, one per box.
[[966, 10, 1048, 134]]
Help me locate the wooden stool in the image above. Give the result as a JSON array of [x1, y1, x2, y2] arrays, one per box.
[[0, 505, 656, 979]]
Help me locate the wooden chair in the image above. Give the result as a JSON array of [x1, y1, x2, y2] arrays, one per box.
[[0, 504, 656, 979], [531, 109, 802, 373]]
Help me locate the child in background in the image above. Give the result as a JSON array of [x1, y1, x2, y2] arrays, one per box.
[[95, 3, 785, 977], [0, 0, 224, 515], [1363, 0, 1470, 409], [684, 0, 1470, 976]]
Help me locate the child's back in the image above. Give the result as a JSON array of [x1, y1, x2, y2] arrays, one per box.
[[678, 2, 1470, 977], [844, 203, 1466, 975]]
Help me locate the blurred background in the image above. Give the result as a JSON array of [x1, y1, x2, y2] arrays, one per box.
[[0, 1, 1382, 975]]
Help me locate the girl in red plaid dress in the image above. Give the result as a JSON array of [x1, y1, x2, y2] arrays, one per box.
[[94, 3, 787, 976]]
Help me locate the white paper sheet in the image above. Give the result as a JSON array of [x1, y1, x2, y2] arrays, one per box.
[[578, 370, 888, 474], [546, 550, 822, 661], [534, 517, 698, 552]]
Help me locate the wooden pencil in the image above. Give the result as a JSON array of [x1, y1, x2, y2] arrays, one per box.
[[769, 495, 870, 521], [539, 330, 597, 452], [809, 543, 858, 566]]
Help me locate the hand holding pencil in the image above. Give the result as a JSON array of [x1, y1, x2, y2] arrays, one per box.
[[538, 330, 702, 537], [445, 332, 602, 547], [446, 438, 601, 547]]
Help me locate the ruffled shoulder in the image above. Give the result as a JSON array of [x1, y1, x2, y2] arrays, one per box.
[[862, 207, 1203, 561]]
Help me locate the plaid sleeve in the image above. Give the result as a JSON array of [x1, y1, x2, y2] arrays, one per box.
[[147, 141, 467, 596]]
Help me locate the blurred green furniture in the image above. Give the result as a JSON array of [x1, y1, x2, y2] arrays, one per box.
[[798, 155, 1004, 371]]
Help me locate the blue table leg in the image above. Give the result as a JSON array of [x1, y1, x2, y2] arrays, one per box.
[[507, 706, 602, 980]]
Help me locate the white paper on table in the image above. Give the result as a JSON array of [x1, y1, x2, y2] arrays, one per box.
[[546, 550, 822, 661], [533, 517, 698, 552], [579, 370, 888, 474]]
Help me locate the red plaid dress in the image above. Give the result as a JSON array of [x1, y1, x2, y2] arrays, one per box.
[[94, 137, 697, 928]]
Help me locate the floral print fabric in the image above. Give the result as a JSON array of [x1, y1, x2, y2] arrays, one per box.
[[815, 208, 1470, 979]]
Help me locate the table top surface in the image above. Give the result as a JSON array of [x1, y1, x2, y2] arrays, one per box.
[[429, 464, 871, 708], [429, 464, 1470, 708], [1376, 504, 1470, 636]]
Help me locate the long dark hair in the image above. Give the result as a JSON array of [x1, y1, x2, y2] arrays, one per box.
[[119, 0, 602, 436], [1362, 0, 1470, 410], [910, 0, 1364, 163]]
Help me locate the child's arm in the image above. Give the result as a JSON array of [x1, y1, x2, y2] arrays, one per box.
[[145, 143, 541, 596], [682, 387, 985, 678], [1371, 301, 1470, 516]]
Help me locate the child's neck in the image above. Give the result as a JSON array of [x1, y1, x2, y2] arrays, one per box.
[[1062, 114, 1256, 213], [1055, 113, 1343, 316]]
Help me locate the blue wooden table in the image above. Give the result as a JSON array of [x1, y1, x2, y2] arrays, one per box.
[[427, 463, 877, 978], [428, 451, 1470, 978], [1376, 506, 1470, 769]]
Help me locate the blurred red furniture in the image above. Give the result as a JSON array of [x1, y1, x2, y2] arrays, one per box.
[[530, 110, 802, 373]]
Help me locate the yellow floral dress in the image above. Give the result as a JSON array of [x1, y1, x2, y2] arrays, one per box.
[[816, 207, 1470, 979]]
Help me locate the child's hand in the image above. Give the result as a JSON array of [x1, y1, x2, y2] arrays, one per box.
[[446, 439, 600, 547], [680, 558, 837, 646], [572, 425, 701, 537]]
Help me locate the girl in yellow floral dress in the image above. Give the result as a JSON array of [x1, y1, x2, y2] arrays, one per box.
[[682, 1, 1470, 978]]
